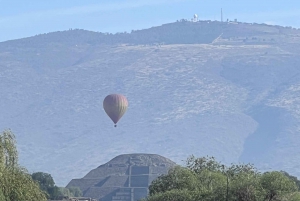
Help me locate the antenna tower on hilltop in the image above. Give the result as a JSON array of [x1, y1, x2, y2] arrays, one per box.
[[221, 8, 223, 22]]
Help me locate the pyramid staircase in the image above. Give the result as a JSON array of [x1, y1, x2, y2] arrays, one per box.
[[111, 188, 132, 201]]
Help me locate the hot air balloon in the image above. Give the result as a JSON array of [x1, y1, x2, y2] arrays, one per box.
[[103, 94, 128, 127]]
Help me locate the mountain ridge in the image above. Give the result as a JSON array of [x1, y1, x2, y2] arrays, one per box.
[[1, 20, 299, 47], [1, 20, 300, 186]]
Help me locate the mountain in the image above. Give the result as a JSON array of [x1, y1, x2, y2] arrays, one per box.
[[1, 20, 300, 186]]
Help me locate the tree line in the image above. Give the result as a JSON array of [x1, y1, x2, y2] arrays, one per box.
[[0, 130, 81, 201], [1, 129, 300, 201], [143, 156, 300, 201]]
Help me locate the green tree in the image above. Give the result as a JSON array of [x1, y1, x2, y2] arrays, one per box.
[[149, 166, 198, 196], [49, 187, 83, 199], [31, 172, 60, 199], [31, 173, 83, 199], [229, 171, 262, 201], [32, 172, 55, 191], [0, 130, 47, 201], [196, 169, 227, 200], [221, 163, 262, 201], [145, 156, 300, 201], [144, 189, 202, 201], [58, 187, 72, 197], [148, 157, 228, 201], [186, 155, 222, 173], [281, 171, 300, 190], [260, 171, 298, 200], [186, 155, 262, 201], [68, 186, 83, 197], [286, 192, 300, 201], [0, 129, 18, 167], [48, 186, 60, 199]]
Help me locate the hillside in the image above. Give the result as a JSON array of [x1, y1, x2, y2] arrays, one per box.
[[1, 20, 300, 186]]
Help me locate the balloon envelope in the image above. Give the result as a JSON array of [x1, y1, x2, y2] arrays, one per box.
[[103, 94, 128, 125]]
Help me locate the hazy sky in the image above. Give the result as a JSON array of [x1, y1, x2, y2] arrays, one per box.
[[1, 0, 300, 42]]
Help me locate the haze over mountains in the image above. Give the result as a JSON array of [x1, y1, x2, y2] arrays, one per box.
[[1, 20, 300, 186]]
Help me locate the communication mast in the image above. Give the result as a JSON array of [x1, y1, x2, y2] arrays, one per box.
[[221, 8, 223, 22]]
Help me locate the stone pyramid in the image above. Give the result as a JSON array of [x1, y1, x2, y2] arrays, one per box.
[[66, 153, 176, 201]]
